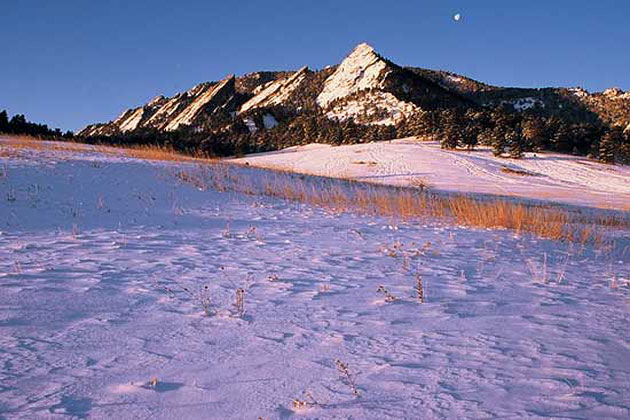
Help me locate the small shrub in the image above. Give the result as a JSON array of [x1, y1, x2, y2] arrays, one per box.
[[233, 288, 245, 317], [376, 285, 396, 302], [415, 272, 424, 303], [335, 359, 360, 397]]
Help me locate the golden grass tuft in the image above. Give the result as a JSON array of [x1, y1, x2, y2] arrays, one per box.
[[183, 163, 627, 245]]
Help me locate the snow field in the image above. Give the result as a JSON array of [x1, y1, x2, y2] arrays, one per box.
[[233, 139, 630, 211], [0, 142, 629, 419]]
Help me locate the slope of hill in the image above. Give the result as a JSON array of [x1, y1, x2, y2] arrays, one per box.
[[233, 138, 630, 211], [1, 138, 628, 419]]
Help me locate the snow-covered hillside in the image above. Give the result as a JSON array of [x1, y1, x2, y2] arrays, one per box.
[[234, 139, 630, 211], [1, 139, 629, 419]]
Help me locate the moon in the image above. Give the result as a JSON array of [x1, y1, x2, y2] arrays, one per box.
[[453, 13, 461, 22]]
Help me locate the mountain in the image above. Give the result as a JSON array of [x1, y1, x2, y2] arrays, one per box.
[[77, 43, 630, 164], [410, 68, 630, 128], [316, 43, 470, 125], [239, 66, 310, 114], [79, 43, 473, 136], [81, 76, 237, 136]]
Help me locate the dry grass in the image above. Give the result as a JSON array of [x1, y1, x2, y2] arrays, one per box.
[[415, 272, 424, 303], [182, 163, 627, 245], [500, 166, 538, 176], [233, 288, 245, 318], [124, 144, 214, 162], [0, 135, 215, 164], [3, 136, 627, 244]]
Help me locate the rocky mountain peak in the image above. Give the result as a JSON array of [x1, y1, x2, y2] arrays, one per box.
[[316, 43, 390, 109]]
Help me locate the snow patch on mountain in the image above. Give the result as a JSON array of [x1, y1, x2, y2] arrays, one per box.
[[239, 67, 308, 113], [513, 97, 542, 111], [326, 91, 417, 126], [569, 87, 589, 98], [243, 118, 257, 133], [447, 75, 464, 84], [317, 43, 389, 109], [263, 114, 278, 129], [493, 97, 544, 112]]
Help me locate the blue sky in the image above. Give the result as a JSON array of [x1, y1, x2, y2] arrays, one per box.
[[1, 0, 628, 131]]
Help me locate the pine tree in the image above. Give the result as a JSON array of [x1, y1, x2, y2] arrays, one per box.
[[0, 110, 8, 133], [439, 109, 462, 149], [9, 114, 27, 134], [477, 129, 494, 146], [521, 116, 546, 151], [491, 127, 507, 157], [461, 109, 480, 150], [461, 126, 478, 150], [507, 129, 524, 158], [598, 129, 621, 164], [620, 130, 630, 164], [441, 125, 461, 149], [550, 119, 572, 153]]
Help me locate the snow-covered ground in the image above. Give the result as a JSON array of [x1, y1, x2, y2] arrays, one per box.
[[1, 139, 629, 419], [233, 139, 630, 211]]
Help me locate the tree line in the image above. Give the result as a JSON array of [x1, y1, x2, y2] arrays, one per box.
[[82, 105, 630, 165], [397, 108, 630, 164], [0, 110, 74, 139]]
